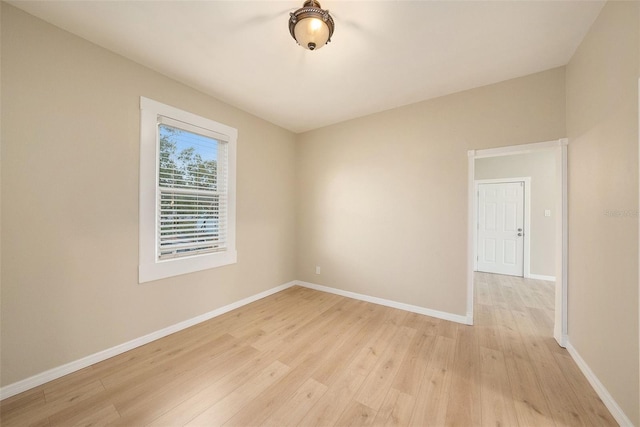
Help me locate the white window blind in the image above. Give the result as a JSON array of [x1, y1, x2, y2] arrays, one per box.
[[157, 116, 229, 261]]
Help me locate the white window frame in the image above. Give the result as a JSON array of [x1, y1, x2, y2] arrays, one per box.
[[139, 97, 237, 283]]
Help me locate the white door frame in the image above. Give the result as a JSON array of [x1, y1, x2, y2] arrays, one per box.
[[474, 178, 531, 278], [467, 138, 568, 347]]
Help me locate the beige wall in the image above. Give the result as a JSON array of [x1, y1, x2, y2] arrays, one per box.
[[0, 4, 297, 386], [475, 151, 557, 277], [566, 1, 640, 424], [296, 68, 566, 316]]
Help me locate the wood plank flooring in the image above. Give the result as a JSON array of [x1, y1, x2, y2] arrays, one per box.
[[1, 274, 618, 426]]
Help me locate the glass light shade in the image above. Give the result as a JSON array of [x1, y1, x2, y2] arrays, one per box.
[[294, 17, 330, 50]]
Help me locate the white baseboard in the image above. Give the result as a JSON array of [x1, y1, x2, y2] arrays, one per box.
[[553, 331, 568, 348], [527, 273, 556, 281], [0, 281, 297, 401], [565, 341, 634, 427], [297, 281, 472, 325]]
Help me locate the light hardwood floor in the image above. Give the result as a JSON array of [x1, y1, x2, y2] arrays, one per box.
[[1, 274, 617, 426]]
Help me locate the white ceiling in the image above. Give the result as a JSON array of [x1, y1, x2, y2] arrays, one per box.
[[9, 1, 604, 133]]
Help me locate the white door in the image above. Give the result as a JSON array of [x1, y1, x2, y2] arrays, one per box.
[[477, 182, 524, 276]]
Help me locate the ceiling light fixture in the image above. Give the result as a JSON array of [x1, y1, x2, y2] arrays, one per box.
[[288, 0, 335, 51]]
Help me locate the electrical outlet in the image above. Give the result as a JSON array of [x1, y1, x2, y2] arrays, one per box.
[[315, 266, 321, 275]]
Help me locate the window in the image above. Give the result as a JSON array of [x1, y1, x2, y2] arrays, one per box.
[[139, 97, 237, 283]]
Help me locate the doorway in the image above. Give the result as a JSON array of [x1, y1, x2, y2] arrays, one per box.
[[467, 139, 567, 347]]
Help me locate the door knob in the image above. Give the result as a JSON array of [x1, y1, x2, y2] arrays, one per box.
[[517, 232, 523, 236], [518, 228, 522, 232]]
